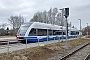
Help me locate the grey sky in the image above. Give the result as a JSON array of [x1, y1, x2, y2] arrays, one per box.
[[0, 0, 90, 29]]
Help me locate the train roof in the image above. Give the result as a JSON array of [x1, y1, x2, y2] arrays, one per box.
[[31, 22, 63, 30], [22, 22, 78, 31]]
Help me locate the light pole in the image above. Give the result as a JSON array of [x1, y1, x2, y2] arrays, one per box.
[[86, 23, 88, 38], [59, 8, 64, 36], [78, 19, 81, 39]]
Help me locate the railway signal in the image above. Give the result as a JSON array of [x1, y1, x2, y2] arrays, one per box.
[[64, 8, 69, 18], [64, 7, 69, 49]]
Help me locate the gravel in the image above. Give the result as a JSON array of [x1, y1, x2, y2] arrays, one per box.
[[66, 43, 90, 60], [48, 42, 90, 60]]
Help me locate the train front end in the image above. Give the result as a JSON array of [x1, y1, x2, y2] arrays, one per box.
[[16, 22, 32, 42]]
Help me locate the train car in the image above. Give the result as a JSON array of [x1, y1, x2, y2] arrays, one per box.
[[68, 27, 80, 38], [16, 22, 80, 42]]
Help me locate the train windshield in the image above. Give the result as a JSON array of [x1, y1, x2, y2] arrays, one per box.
[[18, 22, 33, 36]]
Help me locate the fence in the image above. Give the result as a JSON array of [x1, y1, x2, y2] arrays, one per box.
[[0, 36, 78, 56]]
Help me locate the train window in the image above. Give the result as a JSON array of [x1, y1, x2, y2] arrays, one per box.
[[53, 30, 63, 35], [20, 26, 29, 31], [71, 31, 76, 35], [38, 29, 47, 36], [56, 32, 59, 35], [53, 30, 57, 35], [28, 28, 36, 36], [20, 22, 33, 31], [76, 31, 79, 35], [58, 30, 63, 35], [63, 32, 66, 35], [59, 32, 62, 35], [63, 30, 66, 35], [77, 32, 79, 35], [71, 31, 73, 35], [56, 31, 61, 35]]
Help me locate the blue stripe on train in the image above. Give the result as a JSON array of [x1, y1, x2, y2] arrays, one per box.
[[23, 36, 59, 42], [23, 36, 77, 43]]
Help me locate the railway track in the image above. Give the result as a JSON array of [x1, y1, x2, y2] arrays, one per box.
[[84, 53, 90, 60], [60, 42, 90, 60], [0, 40, 20, 45], [48, 41, 90, 60]]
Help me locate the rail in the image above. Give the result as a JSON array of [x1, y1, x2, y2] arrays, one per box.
[[60, 42, 90, 60], [84, 53, 90, 60]]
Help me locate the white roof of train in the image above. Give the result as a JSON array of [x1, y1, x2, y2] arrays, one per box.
[[30, 22, 63, 30], [23, 22, 78, 31]]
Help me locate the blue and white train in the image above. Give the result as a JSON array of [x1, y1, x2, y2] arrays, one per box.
[[16, 22, 80, 42]]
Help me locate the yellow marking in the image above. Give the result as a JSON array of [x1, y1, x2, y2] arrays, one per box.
[[40, 44, 44, 46]]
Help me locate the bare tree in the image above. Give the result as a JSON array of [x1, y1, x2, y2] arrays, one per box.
[[56, 13, 61, 25], [31, 11, 43, 22], [42, 10, 47, 23], [30, 14, 38, 22], [82, 26, 90, 35], [47, 8, 52, 24], [8, 15, 25, 32], [31, 7, 64, 26], [52, 8, 58, 24], [0, 23, 7, 29]]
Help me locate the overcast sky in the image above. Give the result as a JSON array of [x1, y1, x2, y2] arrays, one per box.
[[0, 0, 90, 29]]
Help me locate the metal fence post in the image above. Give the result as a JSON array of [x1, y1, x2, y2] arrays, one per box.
[[58, 36, 60, 43], [25, 39, 27, 54], [58, 36, 61, 46], [7, 40, 10, 55], [38, 38, 39, 46], [26, 39, 27, 49], [54, 37, 55, 43], [47, 29, 48, 44], [17, 40, 19, 45]]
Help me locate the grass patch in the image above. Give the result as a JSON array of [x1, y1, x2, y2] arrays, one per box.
[[0, 38, 89, 60]]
